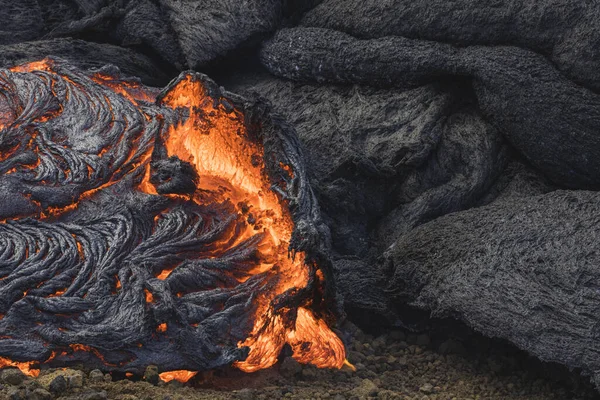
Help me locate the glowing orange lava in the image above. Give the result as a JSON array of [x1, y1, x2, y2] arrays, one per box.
[[159, 370, 198, 383], [0, 358, 39, 378], [150, 75, 345, 372], [0, 60, 346, 378]]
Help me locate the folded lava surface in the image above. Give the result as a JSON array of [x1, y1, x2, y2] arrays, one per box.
[[0, 58, 345, 379]]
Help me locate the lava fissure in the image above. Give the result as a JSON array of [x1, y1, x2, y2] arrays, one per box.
[[0, 58, 345, 379]]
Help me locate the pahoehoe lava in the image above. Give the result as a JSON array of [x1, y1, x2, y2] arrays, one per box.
[[0, 58, 345, 377]]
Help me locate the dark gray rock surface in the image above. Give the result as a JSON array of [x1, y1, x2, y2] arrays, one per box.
[[227, 71, 505, 258], [261, 27, 600, 190], [301, 0, 600, 91], [158, 0, 282, 69], [385, 189, 600, 387], [0, 39, 170, 86]]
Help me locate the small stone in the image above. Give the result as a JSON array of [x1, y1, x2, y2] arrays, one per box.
[[349, 378, 378, 398], [89, 369, 104, 384], [420, 383, 434, 394], [236, 388, 255, 400], [103, 373, 112, 383], [166, 380, 182, 389], [29, 388, 52, 400], [1, 369, 26, 386], [438, 339, 466, 356], [301, 367, 317, 380], [82, 390, 109, 400], [416, 334, 431, 346], [372, 336, 386, 350], [280, 357, 302, 378], [67, 371, 84, 388], [388, 331, 406, 342], [8, 387, 24, 400], [143, 365, 159, 385], [48, 375, 67, 394], [333, 395, 346, 400]]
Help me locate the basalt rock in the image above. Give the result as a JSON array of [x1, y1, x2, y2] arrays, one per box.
[[261, 27, 600, 189], [0, 0, 288, 72], [301, 0, 600, 91], [385, 189, 600, 388], [227, 71, 506, 257], [0, 59, 343, 374], [0, 39, 170, 86]]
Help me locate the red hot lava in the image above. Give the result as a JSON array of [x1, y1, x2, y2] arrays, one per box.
[[0, 58, 346, 381]]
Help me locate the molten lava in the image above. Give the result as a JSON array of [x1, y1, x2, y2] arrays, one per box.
[[0, 58, 345, 379]]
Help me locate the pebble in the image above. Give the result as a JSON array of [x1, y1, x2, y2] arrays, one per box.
[[48, 375, 67, 394], [416, 334, 431, 347], [349, 378, 378, 398], [82, 390, 109, 400], [67, 371, 84, 388], [8, 388, 24, 400], [237, 388, 255, 400], [420, 383, 434, 394], [29, 388, 52, 400], [1, 369, 26, 386], [143, 365, 160, 385], [89, 369, 105, 384], [280, 357, 302, 378]]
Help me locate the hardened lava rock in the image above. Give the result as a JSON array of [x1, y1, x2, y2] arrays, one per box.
[[0, 58, 340, 375]]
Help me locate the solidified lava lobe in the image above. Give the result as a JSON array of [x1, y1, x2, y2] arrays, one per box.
[[0, 58, 345, 379]]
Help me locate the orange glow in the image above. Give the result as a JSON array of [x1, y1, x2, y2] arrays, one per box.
[[47, 288, 66, 298], [0, 60, 345, 376], [9, 59, 53, 73], [159, 370, 198, 383], [0, 357, 39, 378], [144, 289, 154, 303], [149, 75, 345, 372]]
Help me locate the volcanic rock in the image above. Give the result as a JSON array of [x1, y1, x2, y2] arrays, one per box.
[[301, 0, 600, 91], [385, 189, 600, 388], [89, 370, 105, 384], [228, 71, 506, 257], [158, 0, 282, 69], [1, 369, 26, 386], [261, 27, 600, 189], [0, 0, 301, 73], [349, 378, 378, 398], [280, 357, 302, 378], [28, 388, 52, 400], [0, 38, 170, 87], [47, 375, 67, 394], [0, 59, 342, 376], [143, 366, 159, 385]]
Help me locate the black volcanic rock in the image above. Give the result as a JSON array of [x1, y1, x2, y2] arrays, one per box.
[[301, 0, 600, 91], [0, 61, 335, 374], [157, 0, 282, 69], [261, 27, 600, 189], [0, 0, 287, 73], [385, 189, 600, 388], [0, 39, 170, 86], [228, 71, 505, 257]]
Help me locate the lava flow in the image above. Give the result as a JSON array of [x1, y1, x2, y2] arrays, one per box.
[[0, 58, 345, 380]]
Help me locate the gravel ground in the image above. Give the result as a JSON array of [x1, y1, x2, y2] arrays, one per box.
[[1, 321, 597, 400]]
